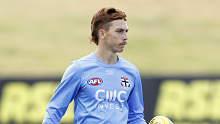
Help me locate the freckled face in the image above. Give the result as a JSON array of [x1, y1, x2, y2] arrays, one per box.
[[103, 20, 129, 53]]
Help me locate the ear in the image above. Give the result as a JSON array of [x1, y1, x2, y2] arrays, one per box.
[[98, 29, 105, 39]]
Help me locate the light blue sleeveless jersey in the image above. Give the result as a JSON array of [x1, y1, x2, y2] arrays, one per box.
[[43, 53, 146, 124]]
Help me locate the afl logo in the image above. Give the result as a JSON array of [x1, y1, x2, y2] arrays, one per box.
[[88, 78, 103, 86]]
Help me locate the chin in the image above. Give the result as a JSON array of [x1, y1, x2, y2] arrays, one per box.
[[114, 48, 125, 53], [117, 49, 124, 53]]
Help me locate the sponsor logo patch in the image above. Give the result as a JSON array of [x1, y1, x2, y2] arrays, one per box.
[[88, 78, 103, 86]]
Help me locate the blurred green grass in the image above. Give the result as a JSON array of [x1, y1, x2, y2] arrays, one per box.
[[0, 0, 220, 77]]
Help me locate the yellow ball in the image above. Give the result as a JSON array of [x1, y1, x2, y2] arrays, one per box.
[[149, 116, 173, 124]]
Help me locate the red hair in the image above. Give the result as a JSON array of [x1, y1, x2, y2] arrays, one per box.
[[90, 7, 127, 45]]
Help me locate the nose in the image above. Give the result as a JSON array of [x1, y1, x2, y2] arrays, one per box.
[[123, 33, 128, 41]]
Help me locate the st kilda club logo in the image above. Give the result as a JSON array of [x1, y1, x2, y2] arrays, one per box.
[[120, 77, 130, 89]]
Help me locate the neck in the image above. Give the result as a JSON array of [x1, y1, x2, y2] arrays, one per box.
[[94, 47, 118, 66]]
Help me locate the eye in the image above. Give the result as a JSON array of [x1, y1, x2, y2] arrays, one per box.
[[116, 30, 122, 33]]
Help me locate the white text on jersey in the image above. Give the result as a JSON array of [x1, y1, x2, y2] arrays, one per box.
[[95, 89, 126, 102]]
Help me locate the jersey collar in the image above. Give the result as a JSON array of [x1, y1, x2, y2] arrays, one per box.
[[92, 52, 121, 68]]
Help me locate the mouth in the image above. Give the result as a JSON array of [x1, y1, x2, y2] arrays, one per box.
[[119, 43, 127, 50], [119, 42, 127, 46]]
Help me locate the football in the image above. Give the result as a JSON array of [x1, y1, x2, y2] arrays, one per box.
[[149, 116, 173, 124]]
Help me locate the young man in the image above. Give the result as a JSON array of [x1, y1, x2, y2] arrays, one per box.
[[43, 7, 147, 124]]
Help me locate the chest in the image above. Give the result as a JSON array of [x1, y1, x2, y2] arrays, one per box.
[[78, 67, 134, 102]]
